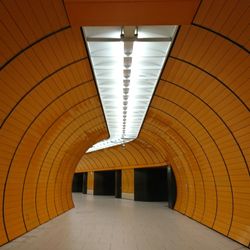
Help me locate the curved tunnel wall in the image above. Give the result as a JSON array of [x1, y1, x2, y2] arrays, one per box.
[[76, 139, 167, 172], [76, 0, 250, 246], [0, 0, 109, 244], [0, 0, 249, 247]]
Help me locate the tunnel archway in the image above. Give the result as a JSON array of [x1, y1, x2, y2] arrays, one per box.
[[0, 0, 249, 247]]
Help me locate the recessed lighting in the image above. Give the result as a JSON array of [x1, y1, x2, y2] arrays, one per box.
[[83, 25, 177, 153]]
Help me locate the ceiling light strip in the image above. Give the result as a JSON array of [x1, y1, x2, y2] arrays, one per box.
[[83, 26, 177, 153]]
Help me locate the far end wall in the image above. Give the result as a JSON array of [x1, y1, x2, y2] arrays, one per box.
[[122, 169, 134, 200]]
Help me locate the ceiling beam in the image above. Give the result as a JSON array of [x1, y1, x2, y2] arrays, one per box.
[[64, 0, 201, 26]]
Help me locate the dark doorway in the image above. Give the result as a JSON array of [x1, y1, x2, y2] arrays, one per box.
[[134, 167, 168, 201], [82, 172, 88, 194], [94, 171, 115, 195], [72, 173, 83, 192], [167, 166, 177, 209], [115, 170, 121, 198]]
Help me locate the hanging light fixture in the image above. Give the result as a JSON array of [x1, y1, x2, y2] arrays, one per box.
[[83, 26, 178, 153]]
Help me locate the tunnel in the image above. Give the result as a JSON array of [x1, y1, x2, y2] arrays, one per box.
[[0, 0, 249, 249]]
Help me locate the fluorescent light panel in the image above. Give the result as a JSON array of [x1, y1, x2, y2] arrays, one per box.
[[83, 26, 177, 153]]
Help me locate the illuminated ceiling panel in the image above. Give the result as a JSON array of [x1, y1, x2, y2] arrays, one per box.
[[83, 26, 177, 152]]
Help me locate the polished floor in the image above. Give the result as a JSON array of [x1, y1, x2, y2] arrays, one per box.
[[1, 194, 247, 250]]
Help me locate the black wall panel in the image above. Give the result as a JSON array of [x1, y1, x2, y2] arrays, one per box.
[[94, 171, 115, 195], [72, 173, 83, 192], [134, 167, 168, 201], [115, 170, 122, 198], [82, 172, 88, 194]]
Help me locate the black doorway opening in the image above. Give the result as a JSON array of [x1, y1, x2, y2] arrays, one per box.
[[72, 173, 83, 192], [134, 167, 168, 202], [93, 170, 122, 197], [94, 171, 115, 195], [134, 166, 177, 207]]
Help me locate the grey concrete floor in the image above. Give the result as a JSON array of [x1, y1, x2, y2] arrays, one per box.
[[0, 193, 247, 250]]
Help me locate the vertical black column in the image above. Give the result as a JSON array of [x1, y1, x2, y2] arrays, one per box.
[[72, 173, 83, 192], [167, 166, 177, 209], [82, 172, 88, 194], [115, 170, 121, 198]]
